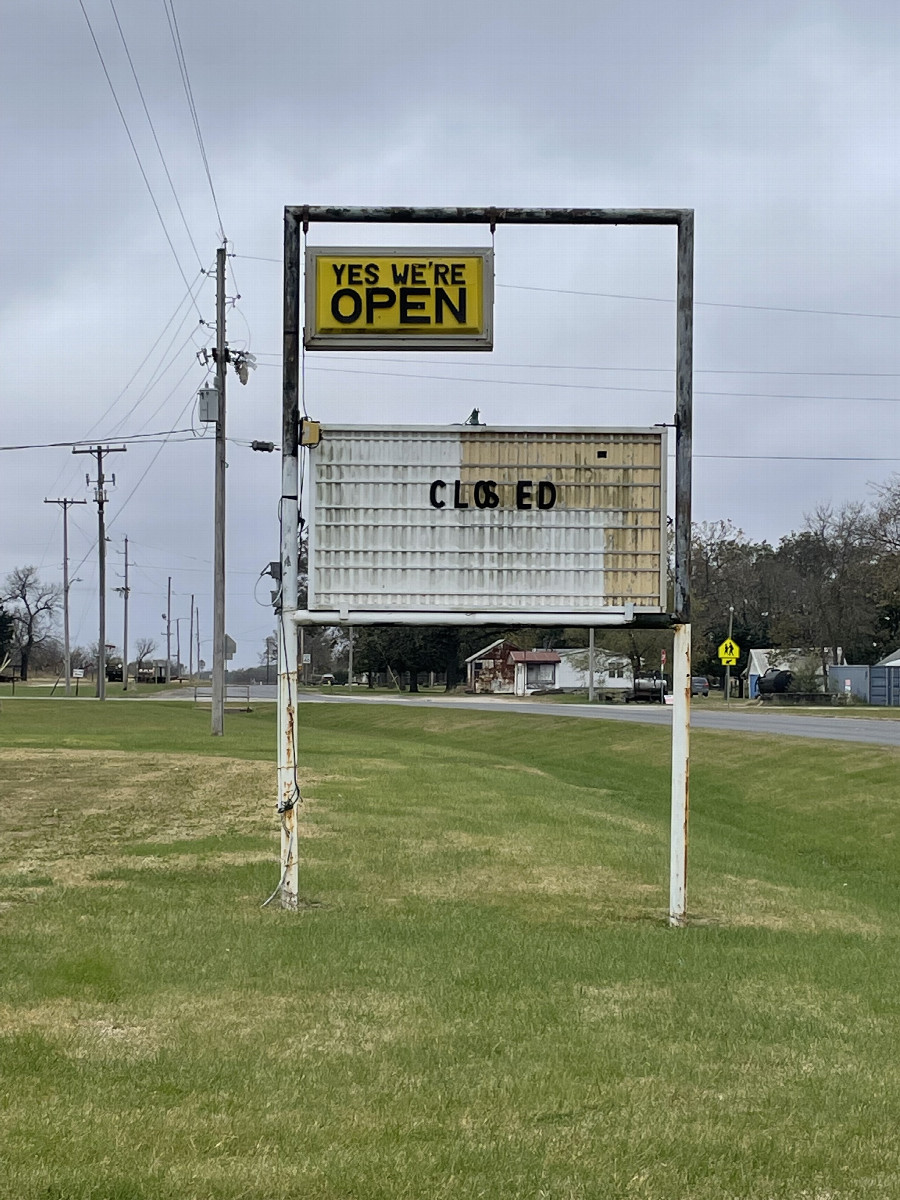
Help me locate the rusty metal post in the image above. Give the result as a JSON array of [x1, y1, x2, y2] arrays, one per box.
[[674, 211, 693, 623], [278, 208, 302, 910], [669, 622, 691, 925], [669, 211, 693, 926]]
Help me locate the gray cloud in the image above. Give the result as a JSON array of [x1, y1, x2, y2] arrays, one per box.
[[4, 0, 900, 665]]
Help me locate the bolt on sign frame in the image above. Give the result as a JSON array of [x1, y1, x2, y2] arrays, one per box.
[[280, 206, 693, 925]]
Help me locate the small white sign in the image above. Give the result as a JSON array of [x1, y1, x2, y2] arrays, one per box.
[[72, 668, 85, 679], [302, 653, 312, 665]]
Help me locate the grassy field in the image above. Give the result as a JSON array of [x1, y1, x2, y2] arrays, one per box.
[[0, 680, 194, 699], [1, 700, 898, 1199]]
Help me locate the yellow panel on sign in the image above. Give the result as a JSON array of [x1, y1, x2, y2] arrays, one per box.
[[718, 638, 740, 659], [304, 247, 493, 350]]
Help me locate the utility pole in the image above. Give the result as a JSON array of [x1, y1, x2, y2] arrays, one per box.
[[73, 445, 125, 700], [211, 244, 228, 734], [175, 617, 186, 679], [347, 624, 354, 687], [114, 535, 130, 691], [196, 604, 201, 678], [189, 594, 195, 681], [44, 497, 86, 696], [588, 627, 596, 702], [165, 576, 172, 684]]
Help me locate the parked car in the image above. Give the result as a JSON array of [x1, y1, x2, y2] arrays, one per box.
[[691, 676, 709, 696]]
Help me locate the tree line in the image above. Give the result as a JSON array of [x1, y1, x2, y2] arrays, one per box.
[[5, 480, 900, 685]]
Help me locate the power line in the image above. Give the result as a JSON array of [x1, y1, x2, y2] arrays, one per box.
[[107, 0, 205, 271], [75, 0, 204, 317], [107, 319, 207, 438], [162, 0, 226, 242], [81, 269, 207, 441], [500, 282, 900, 321], [231, 254, 900, 322], [295, 362, 900, 405], [1, 428, 197, 453], [693, 454, 900, 462], [108, 390, 201, 529], [252, 350, 900, 381]]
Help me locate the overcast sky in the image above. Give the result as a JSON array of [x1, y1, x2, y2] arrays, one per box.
[[3, 0, 900, 668]]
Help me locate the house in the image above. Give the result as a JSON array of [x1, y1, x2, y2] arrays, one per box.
[[465, 639, 561, 695], [555, 648, 632, 696], [465, 640, 632, 697]]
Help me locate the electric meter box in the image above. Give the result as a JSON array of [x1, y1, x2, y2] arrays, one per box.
[[198, 386, 219, 423]]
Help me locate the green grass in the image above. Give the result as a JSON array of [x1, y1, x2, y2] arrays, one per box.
[[0, 700, 899, 1198], [0, 680, 195, 699]]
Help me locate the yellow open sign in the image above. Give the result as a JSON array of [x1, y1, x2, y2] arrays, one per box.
[[304, 247, 493, 350]]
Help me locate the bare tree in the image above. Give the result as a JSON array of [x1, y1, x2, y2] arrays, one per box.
[[134, 637, 157, 681], [258, 632, 278, 683], [3, 566, 61, 681]]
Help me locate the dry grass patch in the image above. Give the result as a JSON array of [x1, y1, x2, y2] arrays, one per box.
[[698, 873, 885, 936], [0, 749, 330, 889]]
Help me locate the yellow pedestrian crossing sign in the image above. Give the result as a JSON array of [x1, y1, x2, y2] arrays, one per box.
[[718, 638, 740, 662]]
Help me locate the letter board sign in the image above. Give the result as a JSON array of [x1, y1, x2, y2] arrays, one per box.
[[305, 425, 667, 619], [304, 247, 493, 350]]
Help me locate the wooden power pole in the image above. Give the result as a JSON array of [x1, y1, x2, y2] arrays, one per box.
[[44, 497, 87, 695], [114, 535, 130, 691], [211, 245, 227, 734], [73, 445, 125, 700]]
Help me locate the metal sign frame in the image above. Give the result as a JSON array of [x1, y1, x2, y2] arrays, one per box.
[[279, 206, 694, 927], [301, 423, 669, 625]]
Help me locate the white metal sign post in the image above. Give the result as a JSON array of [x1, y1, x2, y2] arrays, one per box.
[[281, 206, 693, 924]]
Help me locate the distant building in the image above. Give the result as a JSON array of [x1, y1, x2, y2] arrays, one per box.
[[465, 639, 632, 697], [465, 640, 560, 696]]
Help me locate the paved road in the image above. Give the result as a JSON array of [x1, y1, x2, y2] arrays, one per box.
[[292, 690, 900, 747], [141, 684, 900, 747]]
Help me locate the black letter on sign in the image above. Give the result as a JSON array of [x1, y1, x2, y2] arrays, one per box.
[[331, 288, 362, 324], [537, 481, 557, 510], [474, 480, 500, 509], [429, 480, 446, 509], [400, 287, 430, 324], [434, 287, 466, 326], [365, 287, 396, 323], [453, 480, 469, 509], [516, 480, 533, 510]]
